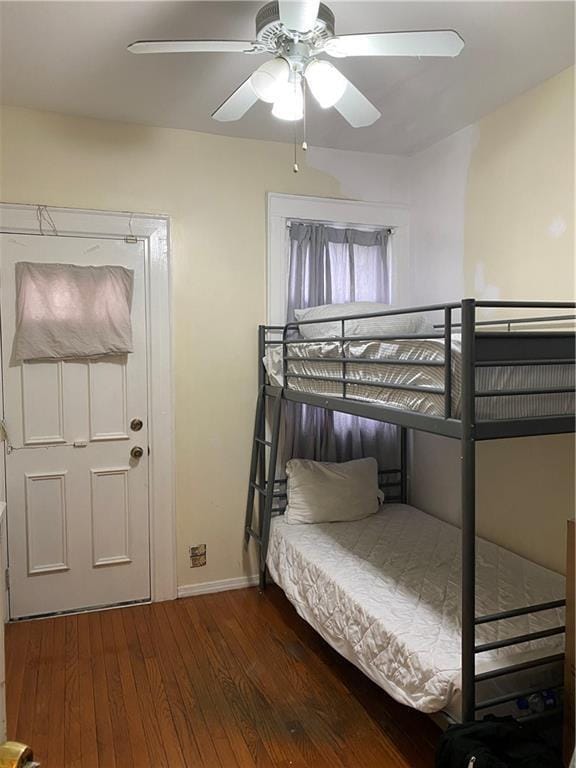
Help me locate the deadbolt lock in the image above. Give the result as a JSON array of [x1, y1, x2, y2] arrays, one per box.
[[131, 446, 144, 460], [130, 418, 143, 432]]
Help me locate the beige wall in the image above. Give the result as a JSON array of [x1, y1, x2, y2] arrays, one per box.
[[412, 68, 575, 574], [1, 68, 573, 586], [465, 67, 574, 301], [411, 433, 575, 573], [0, 106, 340, 588]]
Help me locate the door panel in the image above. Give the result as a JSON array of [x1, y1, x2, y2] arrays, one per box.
[[90, 466, 131, 567], [88, 360, 129, 440], [21, 362, 65, 444], [25, 471, 69, 574], [0, 233, 150, 618]]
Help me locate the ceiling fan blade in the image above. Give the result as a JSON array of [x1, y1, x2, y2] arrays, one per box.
[[127, 40, 260, 54], [324, 30, 465, 58], [212, 77, 258, 122], [333, 76, 381, 128], [278, 1, 320, 32]]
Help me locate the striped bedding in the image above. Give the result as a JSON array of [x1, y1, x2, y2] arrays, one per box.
[[264, 336, 575, 420]]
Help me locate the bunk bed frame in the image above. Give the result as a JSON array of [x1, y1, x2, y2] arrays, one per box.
[[244, 298, 575, 723]]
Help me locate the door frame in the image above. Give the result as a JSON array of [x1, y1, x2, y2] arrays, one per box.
[[0, 203, 177, 611]]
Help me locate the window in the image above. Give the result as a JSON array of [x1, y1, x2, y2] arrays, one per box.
[[283, 220, 396, 465], [286, 221, 391, 318]]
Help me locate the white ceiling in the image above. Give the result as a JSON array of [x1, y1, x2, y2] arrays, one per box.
[[0, 1, 573, 155]]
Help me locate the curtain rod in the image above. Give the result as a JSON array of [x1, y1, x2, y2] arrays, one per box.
[[286, 218, 396, 235]]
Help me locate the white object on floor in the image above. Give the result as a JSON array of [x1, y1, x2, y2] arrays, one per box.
[[267, 504, 565, 717]]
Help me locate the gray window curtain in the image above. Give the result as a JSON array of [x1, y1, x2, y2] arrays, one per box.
[[283, 221, 398, 466]]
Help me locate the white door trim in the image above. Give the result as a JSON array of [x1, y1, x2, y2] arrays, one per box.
[[267, 192, 410, 324], [0, 203, 177, 608]]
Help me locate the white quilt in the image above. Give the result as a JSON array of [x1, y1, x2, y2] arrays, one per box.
[[266, 504, 565, 716]]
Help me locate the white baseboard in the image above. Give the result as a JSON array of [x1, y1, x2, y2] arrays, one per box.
[[177, 574, 259, 599]]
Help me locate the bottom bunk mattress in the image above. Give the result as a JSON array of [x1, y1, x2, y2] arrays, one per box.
[[266, 504, 565, 718]]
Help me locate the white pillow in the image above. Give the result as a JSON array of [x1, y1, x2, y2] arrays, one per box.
[[284, 457, 383, 525], [294, 301, 430, 339]]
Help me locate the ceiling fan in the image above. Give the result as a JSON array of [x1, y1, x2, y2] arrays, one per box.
[[128, 1, 464, 128]]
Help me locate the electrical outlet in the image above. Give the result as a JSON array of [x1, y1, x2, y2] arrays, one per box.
[[189, 544, 206, 568]]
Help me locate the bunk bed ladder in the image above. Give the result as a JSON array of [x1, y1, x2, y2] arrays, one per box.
[[244, 386, 283, 590]]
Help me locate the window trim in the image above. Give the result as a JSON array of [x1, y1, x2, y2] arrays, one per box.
[[267, 193, 410, 325]]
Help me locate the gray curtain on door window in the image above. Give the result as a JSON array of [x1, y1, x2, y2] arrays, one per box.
[[283, 221, 398, 466]]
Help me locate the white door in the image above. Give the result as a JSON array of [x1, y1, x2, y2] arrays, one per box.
[[0, 234, 150, 619]]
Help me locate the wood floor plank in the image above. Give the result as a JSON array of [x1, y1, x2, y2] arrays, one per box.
[[64, 616, 82, 768], [206, 593, 339, 768], [231, 589, 383, 768], [108, 609, 152, 768], [121, 607, 168, 767], [14, 618, 43, 745], [182, 597, 276, 767], [6, 587, 440, 767], [144, 603, 202, 768], [233, 589, 409, 768], [100, 611, 136, 768], [167, 600, 252, 768], [29, 618, 55, 764], [173, 599, 261, 767], [47, 617, 67, 768], [88, 611, 117, 768], [149, 602, 221, 768], [221, 591, 363, 768], [193, 593, 298, 766], [132, 605, 187, 768], [5, 619, 29, 735], [77, 613, 99, 768]]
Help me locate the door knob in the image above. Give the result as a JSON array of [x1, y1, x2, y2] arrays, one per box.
[[131, 446, 144, 459]]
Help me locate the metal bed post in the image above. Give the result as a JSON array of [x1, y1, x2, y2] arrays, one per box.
[[259, 390, 283, 590], [257, 326, 267, 536], [258, 325, 266, 388], [400, 427, 408, 503], [243, 326, 267, 547], [461, 298, 477, 722]]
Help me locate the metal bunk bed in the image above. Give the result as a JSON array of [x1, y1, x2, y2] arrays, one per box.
[[244, 298, 576, 723]]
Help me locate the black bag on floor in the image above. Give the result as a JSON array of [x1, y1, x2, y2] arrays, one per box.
[[435, 717, 563, 767]]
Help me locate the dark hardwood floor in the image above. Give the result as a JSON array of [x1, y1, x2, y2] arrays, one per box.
[[6, 585, 441, 767]]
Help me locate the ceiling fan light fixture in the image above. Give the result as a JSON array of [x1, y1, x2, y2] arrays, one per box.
[[250, 56, 290, 103], [271, 76, 304, 121], [305, 59, 347, 108]]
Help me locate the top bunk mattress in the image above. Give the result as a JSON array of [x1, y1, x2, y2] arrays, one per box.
[[264, 336, 575, 420], [266, 504, 565, 717]]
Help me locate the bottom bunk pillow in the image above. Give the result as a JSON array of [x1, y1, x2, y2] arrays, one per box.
[[284, 457, 383, 525]]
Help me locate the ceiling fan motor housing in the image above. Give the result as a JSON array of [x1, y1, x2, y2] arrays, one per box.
[[255, 2, 335, 46]]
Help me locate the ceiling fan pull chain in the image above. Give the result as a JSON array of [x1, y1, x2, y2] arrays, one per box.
[[293, 120, 299, 173], [302, 77, 308, 152]]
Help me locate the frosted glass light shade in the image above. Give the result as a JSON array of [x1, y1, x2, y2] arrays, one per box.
[[271, 79, 304, 121], [305, 59, 347, 108], [250, 57, 290, 103]]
